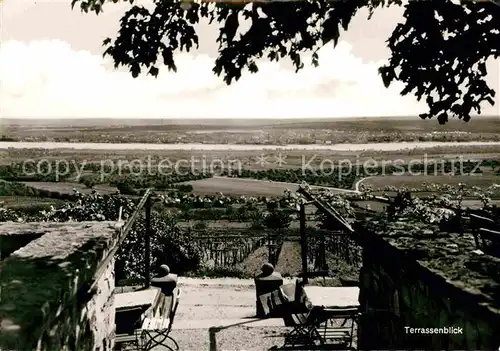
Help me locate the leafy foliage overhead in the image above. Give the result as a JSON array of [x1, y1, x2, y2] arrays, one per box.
[[71, 0, 499, 124], [380, 1, 499, 123]]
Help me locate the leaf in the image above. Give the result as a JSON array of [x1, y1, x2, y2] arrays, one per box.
[[321, 15, 340, 45], [485, 96, 495, 105], [437, 113, 448, 125], [102, 47, 113, 58], [311, 52, 319, 67], [162, 49, 176, 72], [478, 62, 487, 76], [130, 63, 141, 78], [224, 12, 239, 42], [248, 61, 259, 73], [149, 66, 159, 77], [378, 66, 394, 88], [426, 95, 434, 105]]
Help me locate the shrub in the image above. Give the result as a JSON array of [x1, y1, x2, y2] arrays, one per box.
[[264, 209, 293, 231], [176, 184, 193, 193], [115, 180, 137, 195], [0, 207, 19, 222], [80, 175, 99, 188], [0, 181, 40, 197], [116, 213, 202, 280]]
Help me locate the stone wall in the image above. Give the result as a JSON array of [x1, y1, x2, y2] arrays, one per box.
[[84, 257, 115, 351], [0, 221, 117, 351], [0, 231, 44, 260], [355, 219, 500, 350]]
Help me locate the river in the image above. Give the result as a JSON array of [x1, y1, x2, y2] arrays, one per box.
[[1, 141, 500, 151]]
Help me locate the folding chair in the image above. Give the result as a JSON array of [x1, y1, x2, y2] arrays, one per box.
[[280, 281, 358, 350], [115, 333, 142, 351], [316, 307, 358, 349], [140, 287, 181, 351], [281, 307, 358, 350], [282, 309, 322, 348], [278, 280, 323, 349]]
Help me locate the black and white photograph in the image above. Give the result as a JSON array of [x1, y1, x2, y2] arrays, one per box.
[[1, 0, 499, 350]]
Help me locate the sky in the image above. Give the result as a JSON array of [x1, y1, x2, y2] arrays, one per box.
[[0, 0, 499, 119]]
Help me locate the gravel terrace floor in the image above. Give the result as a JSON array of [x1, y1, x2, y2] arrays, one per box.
[[138, 278, 358, 351]]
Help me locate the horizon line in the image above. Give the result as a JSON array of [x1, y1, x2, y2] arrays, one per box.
[[2, 115, 498, 120]]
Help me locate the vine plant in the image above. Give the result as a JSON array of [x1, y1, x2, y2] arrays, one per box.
[[1, 182, 498, 279]]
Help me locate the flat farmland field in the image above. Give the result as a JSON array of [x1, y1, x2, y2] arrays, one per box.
[[4, 147, 500, 169], [21, 181, 117, 195], [183, 177, 354, 196], [361, 174, 500, 189], [5, 116, 500, 145], [184, 177, 301, 196]]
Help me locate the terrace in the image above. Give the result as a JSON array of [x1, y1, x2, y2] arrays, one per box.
[[1, 185, 500, 350]]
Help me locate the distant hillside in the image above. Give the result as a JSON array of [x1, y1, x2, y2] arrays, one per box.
[[3, 115, 499, 132]]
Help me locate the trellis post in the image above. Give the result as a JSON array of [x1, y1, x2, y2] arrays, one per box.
[[145, 194, 152, 288], [299, 202, 308, 284]]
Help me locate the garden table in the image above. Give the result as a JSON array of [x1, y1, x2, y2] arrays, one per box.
[[303, 286, 359, 309], [115, 287, 162, 316], [302, 286, 360, 349]]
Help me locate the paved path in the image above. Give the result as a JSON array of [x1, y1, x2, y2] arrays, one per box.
[[175, 278, 291, 326], [168, 326, 287, 350], [166, 278, 359, 350], [168, 279, 289, 350], [118, 279, 359, 350]]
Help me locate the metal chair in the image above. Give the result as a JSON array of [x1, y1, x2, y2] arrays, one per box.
[[280, 281, 320, 349], [280, 282, 358, 350], [316, 307, 358, 349], [140, 287, 181, 351], [281, 306, 358, 350], [114, 332, 142, 351]]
